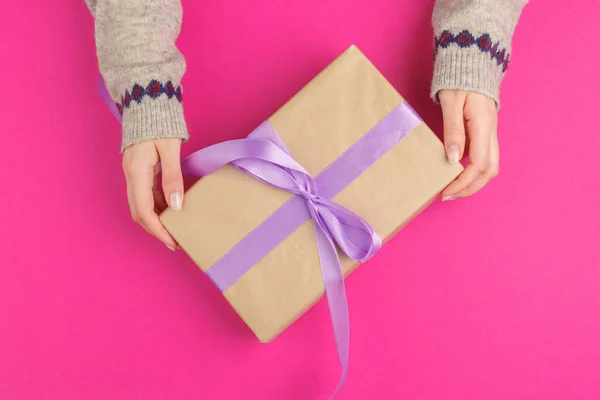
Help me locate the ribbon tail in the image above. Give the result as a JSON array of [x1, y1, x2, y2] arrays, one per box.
[[97, 75, 122, 123], [311, 210, 349, 398]]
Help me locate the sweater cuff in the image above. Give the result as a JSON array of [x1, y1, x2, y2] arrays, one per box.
[[120, 87, 189, 152], [431, 43, 507, 109]]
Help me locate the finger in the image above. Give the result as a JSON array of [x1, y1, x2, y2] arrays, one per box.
[[453, 171, 493, 198], [439, 90, 467, 164], [441, 164, 484, 200], [156, 139, 184, 211], [153, 187, 168, 212], [129, 160, 178, 250], [454, 116, 499, 198], [153, 167, 168, 211], [126, 177, 138, 222], [136, 209, 178, 251], [441, 108, 492, 199]]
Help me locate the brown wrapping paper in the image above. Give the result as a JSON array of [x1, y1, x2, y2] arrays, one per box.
[[160, 45, 463, 342]]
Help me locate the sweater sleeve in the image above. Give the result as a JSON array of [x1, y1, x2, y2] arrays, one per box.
[[431, 0, 527, 107], [85, 0, 188, 152]]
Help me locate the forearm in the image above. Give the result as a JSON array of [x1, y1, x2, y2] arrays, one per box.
[[86, 0, 188, 151], [431, 0, 528, 107]]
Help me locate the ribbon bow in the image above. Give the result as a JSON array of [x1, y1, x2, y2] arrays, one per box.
[[179, 127, 382, 396]]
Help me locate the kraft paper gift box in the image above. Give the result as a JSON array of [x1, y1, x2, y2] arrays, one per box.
[[159, 45, 463, 343]]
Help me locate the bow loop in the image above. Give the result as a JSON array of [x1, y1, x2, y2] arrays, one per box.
[[311, 199, 382, 262]]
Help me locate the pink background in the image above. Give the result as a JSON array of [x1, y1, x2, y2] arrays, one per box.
[[1, 0, 599, 399]]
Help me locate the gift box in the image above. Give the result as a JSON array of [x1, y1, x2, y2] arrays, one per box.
[[158, 45, 463, 344]]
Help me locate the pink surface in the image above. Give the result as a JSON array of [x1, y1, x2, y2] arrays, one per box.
[[1, 1, 599, 399]]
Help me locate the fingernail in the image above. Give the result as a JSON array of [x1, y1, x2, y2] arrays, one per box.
[[170, 192, 182, 211], [441, 196, 456, 202], [447, 145, 460, 164], [166, 244, 176, 252]]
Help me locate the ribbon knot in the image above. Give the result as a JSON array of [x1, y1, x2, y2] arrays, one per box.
[[298, 186, 315, 199], [295, 179, 319, 203]]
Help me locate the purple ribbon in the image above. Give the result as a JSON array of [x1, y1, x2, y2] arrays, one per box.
[[98, 76, 422, 397]]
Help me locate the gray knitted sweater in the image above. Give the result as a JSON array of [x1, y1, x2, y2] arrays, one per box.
[[85, 0, 527, 151]]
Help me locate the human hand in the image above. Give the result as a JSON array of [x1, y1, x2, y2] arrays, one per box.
[[122, 138, 183, 251], [439, 90, 499, 200]]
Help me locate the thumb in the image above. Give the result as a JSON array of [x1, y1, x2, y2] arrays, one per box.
[[439, 90, 467, 164], [156, 138, 184, 211]]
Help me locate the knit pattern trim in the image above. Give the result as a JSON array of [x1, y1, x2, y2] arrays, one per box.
[[435, 30, 510, 73], [116, 80, 182, 115]]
